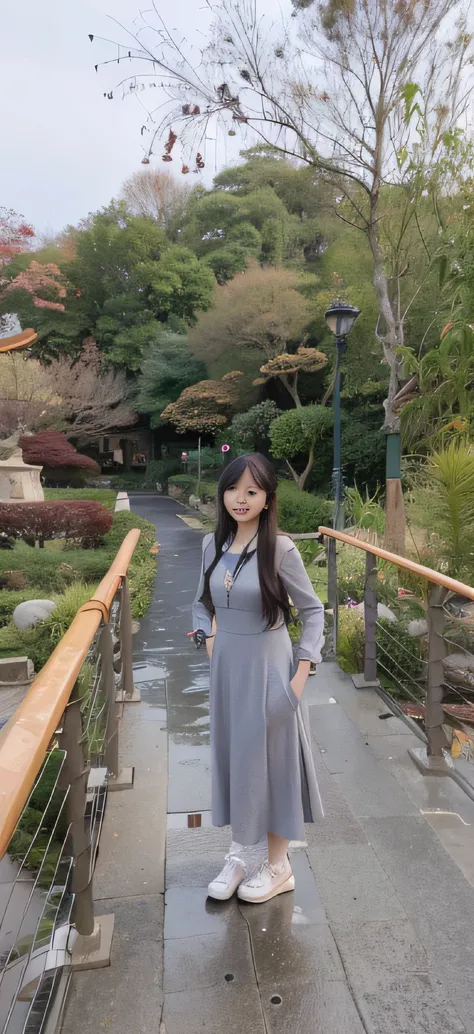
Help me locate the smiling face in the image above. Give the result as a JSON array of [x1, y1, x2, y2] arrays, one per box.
[[223, 467, 268, 526]]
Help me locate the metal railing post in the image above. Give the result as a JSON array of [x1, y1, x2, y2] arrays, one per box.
[[117, 576, 140, 703], [352, 551, 379, 689], [409, 583, 451, 775], [100, 622, 134, 792], [364, 552, 378, 684], [58, 684, 115, 970], [58, 683, 94, 938], [425, 584, 449, 757], [326, 536, 338, 660]]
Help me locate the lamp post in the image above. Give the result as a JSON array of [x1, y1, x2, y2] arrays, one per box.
[[325, 301, 361, 530]]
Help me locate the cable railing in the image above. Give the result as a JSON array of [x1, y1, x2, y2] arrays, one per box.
[[298, 528, 474, 798], [0, 529, 141, 1034]]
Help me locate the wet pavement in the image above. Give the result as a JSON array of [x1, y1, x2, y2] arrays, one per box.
[[66, 494, 474, 1034]]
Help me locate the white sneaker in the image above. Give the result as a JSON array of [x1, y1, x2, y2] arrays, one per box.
[[237, 856, 295, 904], [208, 852, 246, 901]]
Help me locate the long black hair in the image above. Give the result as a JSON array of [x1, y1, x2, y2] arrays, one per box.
[[200, 453, 290, 628]]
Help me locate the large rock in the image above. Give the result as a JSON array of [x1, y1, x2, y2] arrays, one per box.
[[13, 599, 56, 630], [443, 652, 474, 693], [407, 618, 428, 637], [355, 602, 397, 623], [443, 651, 474, 672]]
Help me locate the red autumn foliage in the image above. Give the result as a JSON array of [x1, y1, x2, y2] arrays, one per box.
[[0, 207, 35, 262], [4, 260, 67, 311], [0, 501, 113, 545], [20, 432, 100, 473]]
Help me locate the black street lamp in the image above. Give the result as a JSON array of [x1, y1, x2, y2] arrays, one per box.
[[325, 301, 361, 530]]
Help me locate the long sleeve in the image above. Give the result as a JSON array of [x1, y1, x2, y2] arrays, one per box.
[[278, 544, 325, 663], [192, 533, 214, 636]]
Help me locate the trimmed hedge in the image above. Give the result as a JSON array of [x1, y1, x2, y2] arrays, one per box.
[[0, 501, 113, 545], [277, 480, 332, 534]]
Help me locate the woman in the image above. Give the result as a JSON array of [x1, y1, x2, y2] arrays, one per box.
[[191, 453, 324, 904]]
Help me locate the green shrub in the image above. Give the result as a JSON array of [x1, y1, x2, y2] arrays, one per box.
[[108, 472, 147, 490], [335, 544, 367, 603], [104, 511, 158, 617], [0, 588, 34, 627], [334, 543, 399, 607], [376, 618, 424, 698], [44, 488, 117, 511], [345, 484, 385, 536], [0, 582, 95, 671], [144, 458, 181, 489], [168, 475, 218, 502], [337, 608, 365, 674], [186, 448, 221, 477], [229, 401, 282, 454], [277, 480, 332, 534]]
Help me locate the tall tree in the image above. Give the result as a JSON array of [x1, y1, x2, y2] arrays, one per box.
[[136, 329, 207, 425], [121, 168, 191, 237], [98, 0, 474, 551], [269, 404, 334, 489], [44, 340, 136, 443], [0, 206, 216, 366], [188, 264, 318, 403]]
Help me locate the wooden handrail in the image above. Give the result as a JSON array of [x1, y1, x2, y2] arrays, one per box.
[[0, 328, 38, 353], [318, 526, 474, 602], [0, 529, 141, 858]]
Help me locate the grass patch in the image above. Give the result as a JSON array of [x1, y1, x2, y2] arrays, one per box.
[[44, 487, 117, 511]]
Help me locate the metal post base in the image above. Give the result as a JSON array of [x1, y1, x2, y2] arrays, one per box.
[[408, 746, 454, 776], [108, 766, 135, 792], [72, 915, 115, 971], [116, 686, 141, 703], [351, 674, 380, 690]]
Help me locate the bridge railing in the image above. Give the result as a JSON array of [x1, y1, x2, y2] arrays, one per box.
[[297, 528, 474, 798], [0, 529, 141, 1034]]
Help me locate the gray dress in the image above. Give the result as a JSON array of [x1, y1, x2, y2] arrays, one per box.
[[192, 533, 325, 846]]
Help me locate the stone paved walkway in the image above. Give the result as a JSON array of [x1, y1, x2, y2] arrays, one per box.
[[64, 495, 474, 1034]]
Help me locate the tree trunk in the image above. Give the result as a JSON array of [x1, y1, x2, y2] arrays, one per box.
[[367, 208, 406, 554], [297, 442, 314, 491], [279, 373, 301, 408]]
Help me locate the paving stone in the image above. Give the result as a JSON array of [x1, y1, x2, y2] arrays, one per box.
[[356, 974, 467, 1034], [258, 979, 366, 1034], [164, 927, 256, 993], [63, 895, 163, 1034], [306, 843, 407, 923], [246, 914, 344, 987], [331, 918, 429, 988], [162, 984, 265, 1034], [166, 827, 230, 888], [309, 702, 418, 817], [165, 886, 242, 940], [361, 816, 474, 1033]]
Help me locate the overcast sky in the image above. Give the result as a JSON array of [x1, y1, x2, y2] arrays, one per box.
[[1, 0, 290, 237]]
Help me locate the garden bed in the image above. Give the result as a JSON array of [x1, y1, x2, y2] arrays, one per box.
[[0, 503, 158, 673]]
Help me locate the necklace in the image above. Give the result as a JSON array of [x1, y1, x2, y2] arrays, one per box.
[[223, 532, 258, 605]]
